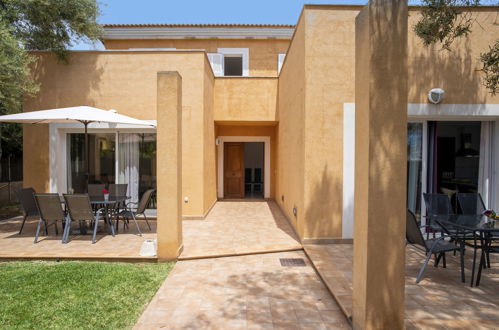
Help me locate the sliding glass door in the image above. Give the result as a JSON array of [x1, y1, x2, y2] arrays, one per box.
[[407, 123, 423, 217], [67, 133, 116, 193], [118, 133, 157, 204], [68, 132, 156, 206]]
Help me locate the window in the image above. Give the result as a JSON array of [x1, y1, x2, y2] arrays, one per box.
[[224, 56, 243, 76]]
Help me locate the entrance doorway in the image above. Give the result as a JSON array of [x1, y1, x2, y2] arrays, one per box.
[[223, 142, 264, 199]]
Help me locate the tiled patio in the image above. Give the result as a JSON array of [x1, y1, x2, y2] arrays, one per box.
[[304, 243, 499, 329], [180, 200, 302, 259], [0, 200, 300, 260], [135, 251, 350, 329], [0, 216, 156, 260]]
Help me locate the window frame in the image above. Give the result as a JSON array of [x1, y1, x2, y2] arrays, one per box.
[[217, 48, 249, 77]]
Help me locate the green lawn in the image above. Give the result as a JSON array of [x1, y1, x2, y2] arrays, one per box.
[[0, 261, 174, 329]]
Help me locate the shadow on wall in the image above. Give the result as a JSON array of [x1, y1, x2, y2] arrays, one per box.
[[354, 3, 409, 327], [304, 165, 342, 239], [27, 52, 104, 109], [409, 37, 486, 105]]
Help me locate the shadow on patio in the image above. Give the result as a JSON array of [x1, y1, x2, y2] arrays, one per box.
[[304, 243, 499, 329], [180, 200, 302, 260]]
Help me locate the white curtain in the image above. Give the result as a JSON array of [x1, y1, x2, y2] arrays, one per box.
[[118, 133, 140, 204], [478, 121, 494, 209]]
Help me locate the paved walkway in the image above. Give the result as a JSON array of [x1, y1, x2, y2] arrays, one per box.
[[135, 251, 349, 329], [305, 244, 499, 329], [180, 201, 302, 259]]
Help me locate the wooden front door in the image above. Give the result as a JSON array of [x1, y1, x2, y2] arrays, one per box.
[[224, 142, 244, 198]]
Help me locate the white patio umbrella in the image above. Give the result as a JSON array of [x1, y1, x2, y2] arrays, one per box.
[[0, 106, 156, 191]]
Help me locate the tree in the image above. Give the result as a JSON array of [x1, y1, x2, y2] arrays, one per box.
[[413, 0, 498, 95], [0, 0, 102, 180]]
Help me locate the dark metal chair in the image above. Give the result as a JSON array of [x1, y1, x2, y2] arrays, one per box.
[[63, 194, 107, 244], [406, 209, 464, 283], [116, 189, 155, 233], [457, 193, 486, 215], [423, 193, 453, 237], [476, 234, 499, 286], [33, 193, 65, 243], [15, 188, 40, 235]]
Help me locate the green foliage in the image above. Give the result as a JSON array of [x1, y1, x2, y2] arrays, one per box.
[[414, 0, 499, 95], [0, 18, 38, 115], [480, 40, 499, 95], [0, 261, 174, 329], [0, 0, 102, 114], [414, 0, 480, 51]]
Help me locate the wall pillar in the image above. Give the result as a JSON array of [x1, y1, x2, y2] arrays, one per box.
[[156, 71, 183, 261], [353, 0, 408, 328]]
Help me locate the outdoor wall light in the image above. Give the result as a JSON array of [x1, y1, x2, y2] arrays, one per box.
[[293, 206, 297, 217], [428, 88, 445, 104]]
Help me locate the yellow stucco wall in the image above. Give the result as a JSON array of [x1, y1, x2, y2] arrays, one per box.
[[407, 8, 499, 104], [203, 56, 218, 216], [24, 51, 217, 218], [22, 5, 499, 240], [214, 77, 278, 122], [103, 39, 290, 76], [302, 7, 358, 239], [276, 12, 306, 238]]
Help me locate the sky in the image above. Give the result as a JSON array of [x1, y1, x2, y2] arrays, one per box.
[[72, 0, 369, 50]]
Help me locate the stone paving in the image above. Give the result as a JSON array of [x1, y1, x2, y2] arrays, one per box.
[[0, 216, 156, 260], [305, 243, 499, 329], [180, 200, 302, 259], [135, 251, 350, 329]]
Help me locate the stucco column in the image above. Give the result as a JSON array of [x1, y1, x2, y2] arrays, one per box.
[[156, 71, 183, 261], [353, 0, 408, 329]]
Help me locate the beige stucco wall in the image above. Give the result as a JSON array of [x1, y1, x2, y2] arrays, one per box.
[[214, 77, 278, 122], [24, 51, 217, 218], [103, 39, 290, 76]]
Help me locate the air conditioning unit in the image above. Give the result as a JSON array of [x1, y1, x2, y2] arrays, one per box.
[[428, 88, 445, 104]]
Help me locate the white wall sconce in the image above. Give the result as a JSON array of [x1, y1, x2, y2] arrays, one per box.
[[428, 88, 445, 104]]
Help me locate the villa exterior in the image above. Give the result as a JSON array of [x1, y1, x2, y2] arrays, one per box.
[[23, 4, 498, 244]]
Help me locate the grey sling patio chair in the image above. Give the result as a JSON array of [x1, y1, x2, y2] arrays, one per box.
[[116, 189, 155, 234], [63, 194, 107, 244], [15, 187, 40, 235], [108, 184, 128, 198], [87, 184, 105, 197], [406, 209, 465, 284], [33, 193, 65, 243]]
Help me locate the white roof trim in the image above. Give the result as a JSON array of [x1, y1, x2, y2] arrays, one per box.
[[103, 27, 294, 40]]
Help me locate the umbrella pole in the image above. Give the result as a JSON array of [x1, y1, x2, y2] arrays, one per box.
[[84, 121, 89, 193]]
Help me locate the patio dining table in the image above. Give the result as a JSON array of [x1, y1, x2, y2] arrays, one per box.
[[431, 214, 499, 286], [60, 195, 129, 237]]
